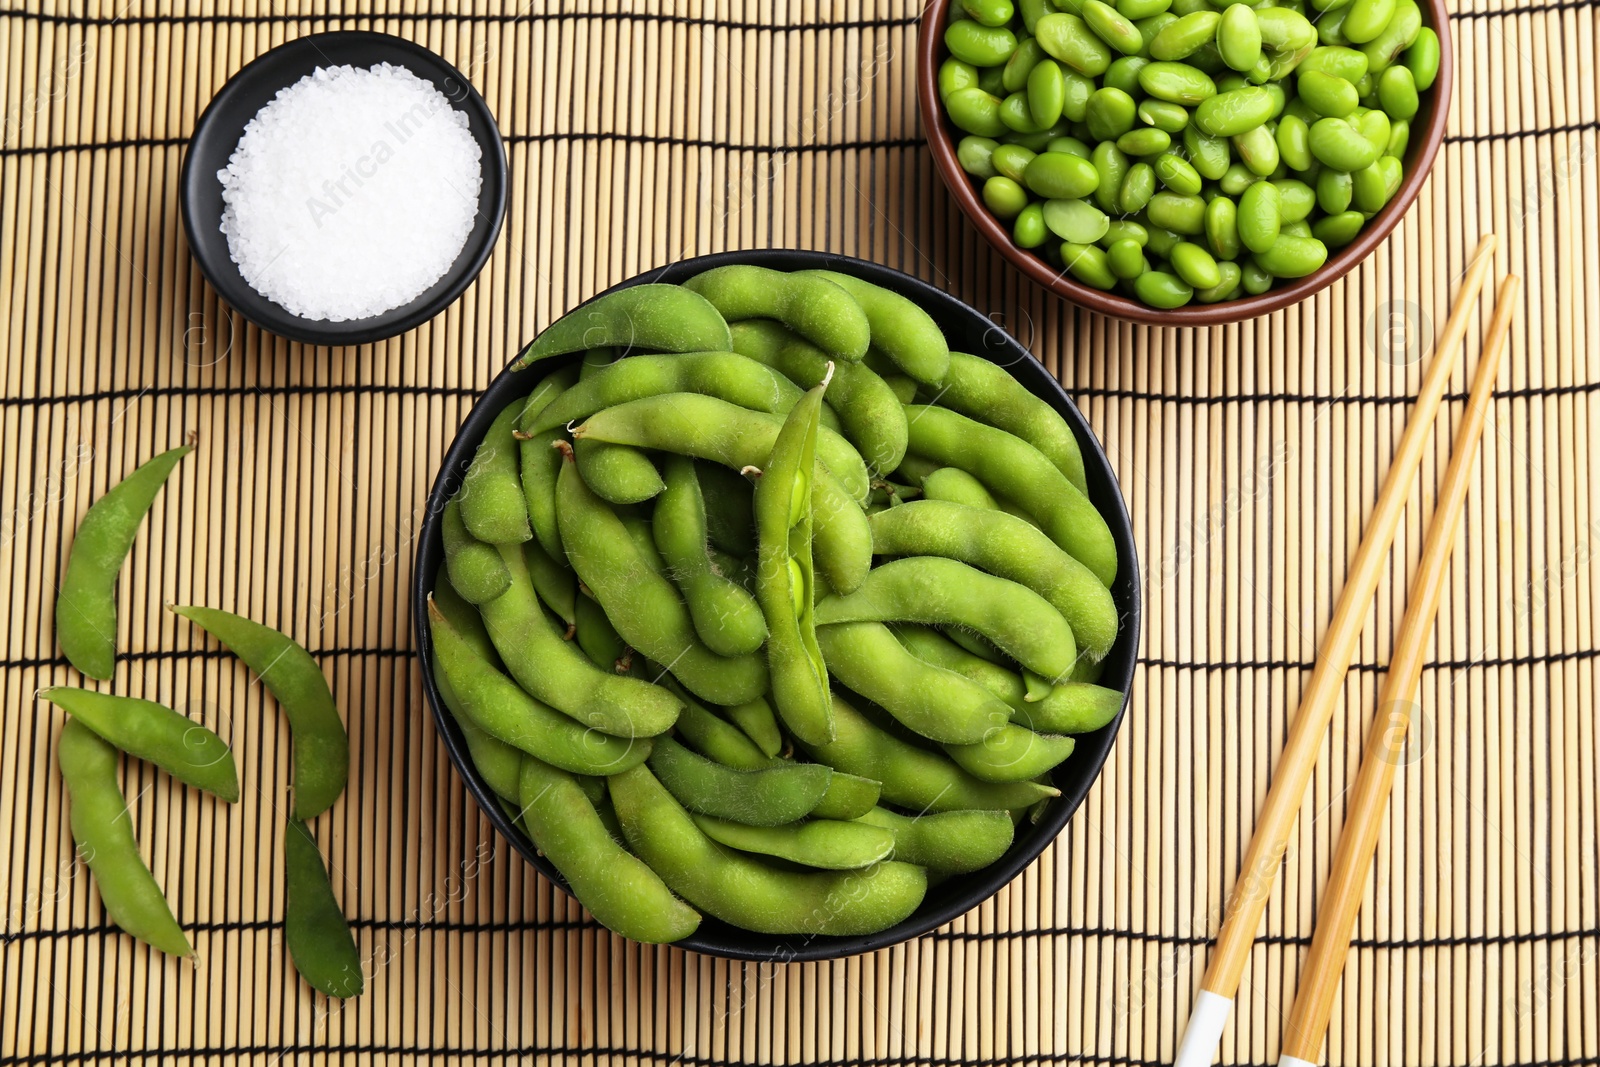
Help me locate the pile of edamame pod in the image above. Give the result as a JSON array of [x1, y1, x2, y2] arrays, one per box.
[[430, 264, 1127, 943], [45, 443, 361, 997], [936, 0, 1441, 307]]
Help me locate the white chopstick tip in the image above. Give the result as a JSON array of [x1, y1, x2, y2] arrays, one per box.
[[1280, 1055, 1320, 1067], [1174, 990, 1234, 1067]]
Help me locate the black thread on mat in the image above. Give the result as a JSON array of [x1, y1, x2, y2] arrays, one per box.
[[6, 647, 1599, 674], [8, 378, 1600, 411], [0, 8, 922, 31], [0, 0, 1587, 26], [2, 122, 1593, 160]]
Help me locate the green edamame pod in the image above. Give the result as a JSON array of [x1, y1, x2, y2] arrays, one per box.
[[515, 284, 732, 369], [441, 498, 510, 604], [648, 736, 829, 825], [39, 688, 238, 802], [673, 690, 772, 770], [654, 457, 767, 658], [754, 368, 835, 745], [904, 405, 1117, 585], [573, 439, 664, 505], [800, 693, 1061, 812], [611, 764, 927, 936], [685, 265, 870, 363], [430, 599, 654, 772], [515, 366, 582, 561], [726, 696, 784, 759], [56, 443, 191, 679], [519, 755, 700, 942], [459, 401, 533, 543], [917, 352, 1087, 490], [431, 563, 502, 664], [557, 446, 768, 706], [921, 467, 1002, 509], [284, 819, 362, 998], [811, 771, 883, 819], [472, 545, 681, 736], [522, 538, 577, 626], [573, 394, 873, 593], [816, 621, 1012, 744], [578, 348, 618, 380], [693, 813, 895, 870], [796, 270, 951, 385], [526, 353, 796, 435], [857, 806, 1015, 874], [57, 719, 190, 957], [816, 556, 1080, 680], [945, 724, 1077, 782], [729, 320, 909, 475], [573, 589, 628, 672], [170, 605, 348, 819]]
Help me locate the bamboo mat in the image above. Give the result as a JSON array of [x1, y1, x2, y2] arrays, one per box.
[[1, 0, 1597, 1063]]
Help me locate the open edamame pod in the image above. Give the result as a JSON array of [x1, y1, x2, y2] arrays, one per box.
[[692, 813, 896, 870], [815, 556, 1079, 681], [57, 719, 191, 957], [516, 366, 582, 561], [514, 284, 732, 369], [170, 605, 349, 820], [39, 687, 239, 802], [918, 352, 1087, 490], [944, 723, 1076, 782], [683, 265, 870, 363], [647, 735, 829, 826], [905, 404, 1118, 585], [518, 755, 700, 943], [573, 394, 873, 593], [56, 442, 191, 680], [654, 456, 768, 658], [795, 270, 951, 385], [815, 621, 1012, 744], [283, 819, 363, 998], [472, 547, 681, 737], [754, 366, 835, 745], [610, 763, 928, 937], [458, 400, 533, 544], [798, 692, 1060, 812], [856, 806, 1015, 874], [869, 499, 1118, 659], [429, 598, 653, 774], [557, 445, 769, 706], [729, 320, 910, 475], [526, 352, 795, 435]]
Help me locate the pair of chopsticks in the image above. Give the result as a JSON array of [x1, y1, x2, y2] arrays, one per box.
[[1174, 234, 1521, 1067]]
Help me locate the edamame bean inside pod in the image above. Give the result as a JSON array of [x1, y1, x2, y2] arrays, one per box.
[[427, 264, 1128, 946]]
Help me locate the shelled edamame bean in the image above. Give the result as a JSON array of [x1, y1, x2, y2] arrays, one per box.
[[938, 0, 1437, 308], [432, 270, 1129, 943]]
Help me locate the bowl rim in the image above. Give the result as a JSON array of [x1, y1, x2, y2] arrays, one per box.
[[411, 249, 1144, 961], [916, 0, 1454, 326], [179, 29, 510, 347]]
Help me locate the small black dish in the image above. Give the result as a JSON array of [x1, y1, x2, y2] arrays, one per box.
[[180, 31, 509, 347], [412, 250, 1143, 962]]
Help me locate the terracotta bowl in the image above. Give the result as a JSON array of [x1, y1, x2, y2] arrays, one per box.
[[917, 0, 1453, 326]]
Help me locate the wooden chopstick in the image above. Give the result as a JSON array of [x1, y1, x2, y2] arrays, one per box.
[[1172, 232, 1502, 1067], [1277, 272, 1521, 1067]]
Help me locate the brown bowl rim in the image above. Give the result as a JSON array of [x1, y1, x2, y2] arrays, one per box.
[[917, 0, 1454, 326]]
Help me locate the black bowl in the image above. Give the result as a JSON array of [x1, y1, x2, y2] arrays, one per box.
[[180, 31, 509, 346], [412, 250, 1143, 961]]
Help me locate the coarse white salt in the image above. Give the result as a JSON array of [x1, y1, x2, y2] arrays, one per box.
[[217, 62, 484, 323]]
